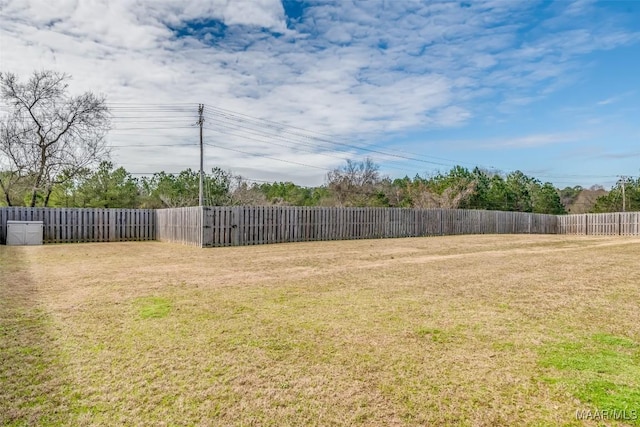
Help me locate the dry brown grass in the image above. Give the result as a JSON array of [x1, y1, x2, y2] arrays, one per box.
[[2, 234, 640, 426]]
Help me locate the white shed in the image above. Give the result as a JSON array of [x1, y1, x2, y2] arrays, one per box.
[[6, 221, 44, 246]]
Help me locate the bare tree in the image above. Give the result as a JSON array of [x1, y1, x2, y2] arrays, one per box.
[[0, 119, 29, 205], [230, 177, 268, 205], [418, 181, 477, 209], [0, 70, 110, 206], [327, 158, 382, 206]]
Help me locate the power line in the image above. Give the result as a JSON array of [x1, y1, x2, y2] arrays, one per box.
[[202, 119, 440, 175], [110, 126, 193, 131], [202, 106, 455, 168], [4, 99, 629, 187], [203, 142, 330, 171], [109, 143, 197, 148], [202, 104, 466, 166], [200, 109, 474, 178], [201, 123, 442, 176], [202, 124, 352, 162]]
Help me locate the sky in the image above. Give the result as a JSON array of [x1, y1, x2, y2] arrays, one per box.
[[1, 0, 639, 189]]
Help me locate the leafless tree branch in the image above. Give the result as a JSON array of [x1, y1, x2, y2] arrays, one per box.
[[0, 70, 111, 206]]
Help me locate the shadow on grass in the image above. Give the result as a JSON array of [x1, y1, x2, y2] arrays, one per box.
[[0, 246, 71, 426]]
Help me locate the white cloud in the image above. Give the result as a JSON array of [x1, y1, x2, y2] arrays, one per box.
[[0, 0, 638, 185], [597, 91, 635, 106]]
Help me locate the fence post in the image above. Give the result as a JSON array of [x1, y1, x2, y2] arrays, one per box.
[[231, 206, 240, 246], [584, 214, 588, 236], [109, 209, 116, 242], [200, 206, 205, 248], [619, 212, 622, 236]]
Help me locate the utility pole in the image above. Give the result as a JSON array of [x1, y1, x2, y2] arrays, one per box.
[[198, 104, 204, 206], [617, 175, 628, 212]]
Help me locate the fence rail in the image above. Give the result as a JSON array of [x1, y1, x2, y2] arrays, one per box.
[[0, 207, 155, 244]]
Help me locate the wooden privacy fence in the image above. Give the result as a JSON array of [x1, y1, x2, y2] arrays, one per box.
[[156, 207, 203, 247], [5, 206, 640, 247], [155, 206, 559, 247], [557, 212, 640, 236], [0, 207, 155, 244]]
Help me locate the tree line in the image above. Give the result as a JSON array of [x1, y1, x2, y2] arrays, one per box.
[[1, 70, 629, 214], [0, 158, 567, 214]]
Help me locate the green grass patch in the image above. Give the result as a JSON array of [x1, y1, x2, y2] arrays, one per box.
[[135, 296, 172, 319], [593, 333, 637, 348], [414, 327, 458, 343], [539, 333, 640, 422]]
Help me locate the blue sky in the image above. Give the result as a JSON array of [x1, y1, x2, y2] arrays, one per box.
[[1, 0, 639, 188]]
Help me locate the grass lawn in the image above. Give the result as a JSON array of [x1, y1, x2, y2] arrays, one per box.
[[2, 234, 640, 426]]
